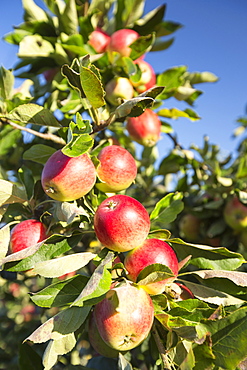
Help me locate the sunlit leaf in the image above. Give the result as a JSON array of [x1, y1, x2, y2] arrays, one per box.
[[0, 179, 27, 207], [7, 104, 61, 127], [23, 144, 56, 164]]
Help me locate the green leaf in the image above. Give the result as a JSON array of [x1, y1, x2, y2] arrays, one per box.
[[150, 192, 184, 223], [7, 104, 61, 127], [0, 222, 12, 259], [31, 252, 96, 278], [157, 66, 187, 99], [158, 107, 200, 121], [25, 305, 91, 344], [23, 144, 57, 164], [137, 263, 175, 285], [0, 179, 27, 207], [18, 35, 54, 58], [115, 0, 144, 29], [147, 229, 171, 240], [60, 0, 78, 35], [72, 251, 114, 306], [62, 132, 94, 157], [61, 64, 85, 98], [79, 65, 106, 109], [114, 96, 154, 120], [134, 4, 166, 35], [188, 71, 219, 84], [0, 66, 14, 100], [18, 166, 34, 200], [118, 353, 133, 370], [170, 238, 245, 271], [30, 275, 89, 308], [19, 342, 43, 370], [192, 270, 247, 287], [129, 33, 156, 60], [22, 0, 48, 22], [43, 333, 76, 370]]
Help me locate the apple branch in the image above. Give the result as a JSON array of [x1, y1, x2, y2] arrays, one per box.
[[152, 322, 172, 370], [2, 119, 66, 145]]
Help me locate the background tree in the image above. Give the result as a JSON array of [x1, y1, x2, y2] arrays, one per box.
[[1, 1, 247, 369]]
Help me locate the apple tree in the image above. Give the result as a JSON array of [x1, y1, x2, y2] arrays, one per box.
[[1, 1, 247, 369]]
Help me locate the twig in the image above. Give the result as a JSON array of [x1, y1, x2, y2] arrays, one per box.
[[3, 119, 66, 145], [152, 322, 172, 370]]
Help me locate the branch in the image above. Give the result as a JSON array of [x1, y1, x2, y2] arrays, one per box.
[[152, 322, 172, 370], [3, 119, 66, 146]]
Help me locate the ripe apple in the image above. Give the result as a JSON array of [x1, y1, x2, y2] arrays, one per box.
[[105, 77, 134, 106], [107, 29, 139, 57], [132, 59, 156, 93], [223, 196, 247, 232], [93, 194, 150, 252], [124, 238, 179, 295], [96, 145, 137, 192], [43, 67, 58, 82], [88, 311, 120, 358], [126, 109, 161, 147], [41, 150, 96, 202], [88, 27, 111, 53], [178, 213, 201, 242], [94, 282, 154, 351], [10, 219, 47, 254]]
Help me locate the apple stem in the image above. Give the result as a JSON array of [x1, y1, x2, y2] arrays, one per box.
[[152, 322, 172, 370]]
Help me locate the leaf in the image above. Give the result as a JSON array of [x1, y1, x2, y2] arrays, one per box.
[[150, 192, 184, 224], [80, 65, 106, 109], [31, 252, 96, 278], [23, 144, 57, 165], [114, 96, 154, 120], [188, 71, 219, 84], [61, 64, 85, 98], [0, 66, 14, 100], [54, 201, 90, 224], [192, 270, 247, 286], [170, 238, 245, 271], [23, 0, 48, 22], [7, 104, 61, 127], [18, 35, 54, 58], [134, 4, 166, 35], [180, 280, 245, 306], [118, 353, 133, 370], [158, 107, 200, 121], [0, 222, 12, 259], [0, 179, 27, 207], [25, 305, 91, 344], [30, 275, 89, 308], [19, 342, 43, 370], [129, 33, 156, 60], [62, 132, 94, 157], [72, 251, 114, 306], [43, 333, 76, 370], [147, 229, 171, 240], [60, 0, 78, 35], [137, 263, 175, 286]]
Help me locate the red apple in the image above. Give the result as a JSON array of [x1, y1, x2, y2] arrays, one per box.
[[10, 219, 47, 254], [132, 59, 156, 93], [41, 150, 96, 201], [88, 311, 120, 358], [88, 27, 111, 53], [107, 29, 139, 57], [126, 109, 161, 147], [93, 194, 150, 252], [223, 196, 247, 232], [94, 282, 154, 351], [96, 145, 137, 192], [43, 67, 58, 82], [178, 213, 201, 242], [105, 77, 134, 105], [124, 238, 179, 295]]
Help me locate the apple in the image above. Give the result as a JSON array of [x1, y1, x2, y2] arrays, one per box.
[[88, 27, 111, 53], [132, 59, 156, 93], [223, 195, 247, 232], [94, 282, 154, 351], [10, 219, 47, 254], [96, 145, 137, 192], [43, 67, 58, 82], [41, 150, 96, 202], [178, 213, 201, 242], [173, 283, 194, 301], [105, 77, 134, 106], [107, 29, 139, 57], [93, 194, 150, 252], [126, 109, 161, 147], [124, 238, 179, 295], [88, 311, 120, 358]]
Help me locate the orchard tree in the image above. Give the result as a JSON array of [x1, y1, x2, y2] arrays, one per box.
[[1, 1, 247, 369]]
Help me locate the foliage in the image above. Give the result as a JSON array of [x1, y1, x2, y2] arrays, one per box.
[[0, 0, 247, 369]]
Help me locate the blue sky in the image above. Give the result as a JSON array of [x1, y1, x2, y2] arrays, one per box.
[[1, 0, 247, 159]]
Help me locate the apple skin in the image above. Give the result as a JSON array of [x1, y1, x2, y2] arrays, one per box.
[[223, 196, 247, 232], [93, 194, 150, 252], [41, 150, 96, 202], [96, 145, 137, 192], [107, 29, 139, 57], [88, 311, 120, 358], [94, 282, 154, 351], [105, 77, 134, 106], [88, 27, 111, 53], [132, 59, 156, 93], [124, 238, 179, 295], [126, 109, 161, 147], [10, 219, 47, 253], [178, 213, 201, 242]]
